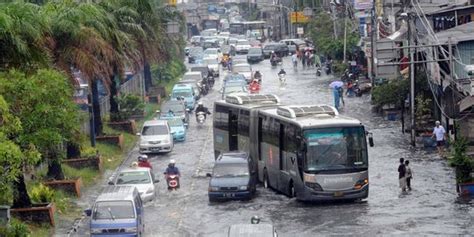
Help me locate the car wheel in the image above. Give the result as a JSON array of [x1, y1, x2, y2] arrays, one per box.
[[263, 170, 270, 189], [209, 196, 216, 203]]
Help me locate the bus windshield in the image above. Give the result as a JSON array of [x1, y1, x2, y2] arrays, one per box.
[[304, 127, 367, 172]]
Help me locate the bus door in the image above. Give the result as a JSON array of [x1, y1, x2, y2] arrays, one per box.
[[277, 121, 291, 192], [228, 109, 238, 151]]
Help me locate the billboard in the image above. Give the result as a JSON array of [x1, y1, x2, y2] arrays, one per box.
[[353, 0, 373, 10]]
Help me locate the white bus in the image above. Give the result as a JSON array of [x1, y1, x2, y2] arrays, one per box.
[[213, 94, 373, 201]]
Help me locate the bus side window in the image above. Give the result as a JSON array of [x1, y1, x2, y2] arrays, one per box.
[[258, 117, 263, 160]]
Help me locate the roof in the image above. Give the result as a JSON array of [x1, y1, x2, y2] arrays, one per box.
[[435, 22, 474, 44], [260, 106, 362, 128], [143, 119, 168, 126], [426, 3, 474, 15], [216, 152, 249, 164], [184, 71, 202, 76], [96, 186, 137, 202]]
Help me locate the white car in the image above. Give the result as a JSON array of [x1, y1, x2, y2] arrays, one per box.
[[109, 167, 159, 202], [138, 120, 174, 153], [232, 63, 253, 83], [235, 39, 251, 54], [203, 48, 221, 62], [204, 58, 220, 77]]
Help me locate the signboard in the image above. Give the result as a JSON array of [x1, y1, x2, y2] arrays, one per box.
[[168, 0, 177, 6], [354, 0, 373, 10], [167, 22, 180, 34], [290, 12, 309, 23], [297, 27, 304, 35]]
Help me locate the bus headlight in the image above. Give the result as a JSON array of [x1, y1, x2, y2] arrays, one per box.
[[354, 179, 369, 190], [305, 182, 323, 191]]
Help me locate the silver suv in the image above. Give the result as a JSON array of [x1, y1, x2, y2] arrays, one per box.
[[137, 120, 174, 153]]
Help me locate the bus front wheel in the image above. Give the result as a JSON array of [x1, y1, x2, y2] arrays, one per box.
[[288, 182, 295, 198]]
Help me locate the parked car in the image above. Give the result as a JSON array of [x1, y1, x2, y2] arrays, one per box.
[[138, 120, 174, 154], [246, 47, 264, 63], [203, 58, 220, 77], [166, 117, 187, 142], [159, 100, 189, 124], [190, 36, 204, 46], [171, 83, 197, 110], [207, 152, 256, 202], [108, 167, 159, 202], [223, 73, 246, 84], [85, 186, 145, 237], [262, 43, 289, 58], [232, 63, 253, 83], [190, 65, 212, 80], [235, 39, 251, 54]]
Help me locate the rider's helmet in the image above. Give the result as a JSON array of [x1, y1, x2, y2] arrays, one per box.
[[198, 101, 203, 107], [131, 161, 139, 168], [169, 159, 176, 168], [138, 155, 148, 162], [250, 216, 261, 224]]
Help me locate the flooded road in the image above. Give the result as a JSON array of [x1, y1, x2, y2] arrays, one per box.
[[65, 56, 473, 236]]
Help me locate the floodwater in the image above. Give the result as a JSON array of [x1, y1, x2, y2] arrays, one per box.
[[62, 55, 473, 237]]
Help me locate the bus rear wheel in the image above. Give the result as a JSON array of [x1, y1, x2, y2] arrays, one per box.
[[263, 170, 269, 189]]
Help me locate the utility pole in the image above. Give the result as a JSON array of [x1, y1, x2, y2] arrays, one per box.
[[406, 10, 416, 146], [369, 0, 375, 86], [343, 3, 348, 63]]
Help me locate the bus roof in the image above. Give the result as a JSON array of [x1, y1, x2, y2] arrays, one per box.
[[259, 105, 362, 128], [215, 94, 281, 109]]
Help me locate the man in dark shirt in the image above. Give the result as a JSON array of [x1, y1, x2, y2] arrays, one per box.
[[398, 158, 407, 192]]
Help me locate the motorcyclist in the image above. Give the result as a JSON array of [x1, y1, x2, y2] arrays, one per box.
[[164, 159, 180, 176], [195, 101, 211, 121], [167, 109, 175, 117], [270, 51, 278, 63], [278, 68, 286, 77], [249, 79, 260, 92], [137, 155, 152, 170], [254, 70, 262, 80]]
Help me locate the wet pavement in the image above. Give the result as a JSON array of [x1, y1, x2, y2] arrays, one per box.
[[63, 56, 474, 236]]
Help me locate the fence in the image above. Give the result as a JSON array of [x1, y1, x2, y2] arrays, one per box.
[[80, 71, 145, 135]]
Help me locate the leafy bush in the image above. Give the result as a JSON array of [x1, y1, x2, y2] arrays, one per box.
[[30, 184, 54, 203], [449, 137, 474, 183], [0, 219, 30, 237], [113, 94, 145, 121], [152, 58, 186, 84], [80, 146, 98, 158], [372, 79, 409, 108], [333, 61, 348, 76]]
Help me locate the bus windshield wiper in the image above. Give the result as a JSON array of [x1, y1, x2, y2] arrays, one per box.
[[107, 207, 115, 221]]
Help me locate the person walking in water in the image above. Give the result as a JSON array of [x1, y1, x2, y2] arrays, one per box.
[[432, 121, 446, 157], [398, 158, 407, 193], [333, 85, 342, 110], [405, 160, 412, 191]]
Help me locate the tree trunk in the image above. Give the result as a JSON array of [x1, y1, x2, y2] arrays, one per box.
[[144, 61, 152, 93], [109, 74, 120, 122], [46, 158, 65, 180], [12, 174, 31, 208], [92, 80, 103, 135], [66, 142, 81, 159]]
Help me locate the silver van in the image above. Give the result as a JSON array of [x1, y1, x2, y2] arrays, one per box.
[[85, 186, 144, 237], [137, 120, 174, 153]]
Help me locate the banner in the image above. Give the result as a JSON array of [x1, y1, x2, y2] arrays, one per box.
[[353, 0, 373, 10]]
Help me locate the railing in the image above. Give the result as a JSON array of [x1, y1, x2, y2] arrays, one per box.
[[80, 71, 145, 135]]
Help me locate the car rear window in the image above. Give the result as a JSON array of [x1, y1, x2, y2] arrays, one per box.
[[142, 125, 168, 135]]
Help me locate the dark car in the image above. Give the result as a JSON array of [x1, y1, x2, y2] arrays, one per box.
[[262, 43, 289, 58], [246, 47, 264, 63], [207, 152, 257, 202], [188, 47, 204, 64], [190, 65, 212, 79], [202, 39, 219, 50]]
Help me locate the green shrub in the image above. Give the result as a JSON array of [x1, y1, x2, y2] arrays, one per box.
[[449, 137, 474, 183], [30, 184, 54, 204], [372, 78, 409, 108], [113, 94, 145, 121], [0, 219, 30, 237], [80, 146, 98, 158]]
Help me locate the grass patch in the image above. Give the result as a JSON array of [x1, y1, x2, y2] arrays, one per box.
[[62, 165, 99, 186], [26, 223, 52, 237], [96, 125, 138, 171]]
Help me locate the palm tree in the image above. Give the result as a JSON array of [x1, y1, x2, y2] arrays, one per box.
[[43, 1, 118, 136], [0, 2, 50, 71]]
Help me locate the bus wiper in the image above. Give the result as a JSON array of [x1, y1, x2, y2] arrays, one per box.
[[107, 207, 115, 221]]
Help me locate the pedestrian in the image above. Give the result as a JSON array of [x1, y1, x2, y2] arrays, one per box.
[[305, 51, 310, 68], [333, 86, 341, 110], [398, 158, 407, 193], [432, 121, 447, 157], [346, 81, 355, 97], [338, 86, 345, 107], [291, 53, 298, 68], [405, 160, 412, 191], [302, 52, 307, 69]]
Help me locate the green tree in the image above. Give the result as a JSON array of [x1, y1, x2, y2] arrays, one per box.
[[0, 69, 79, 207], [0, 2, 50, 71]]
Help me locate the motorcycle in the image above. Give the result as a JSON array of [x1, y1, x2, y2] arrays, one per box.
[[196, 112, 206, 125], [207, 76, 215, 89], [164, 174, 180, 190], [270, 57, 281, 67], [316, 67, 322, 76], [324, 62, 332, 75], [197, 81, 208, 96], [278, 73, 286, 86]]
